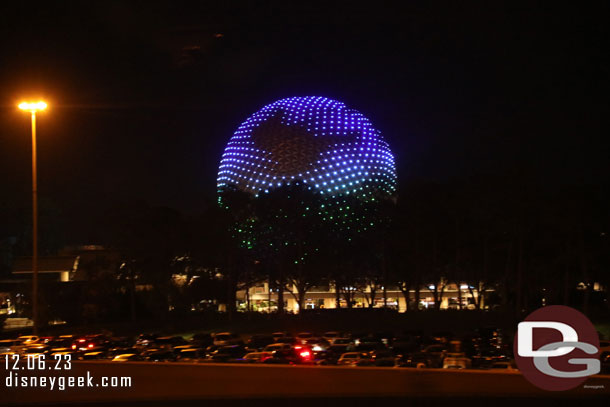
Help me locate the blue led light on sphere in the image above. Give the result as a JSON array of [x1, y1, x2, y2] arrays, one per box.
[[217, 96, 397, 204]]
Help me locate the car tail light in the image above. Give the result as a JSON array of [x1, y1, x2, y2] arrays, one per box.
[[88, 343, 94, 348], [71, 345, 76, 349], [300, 350, 311, 359]]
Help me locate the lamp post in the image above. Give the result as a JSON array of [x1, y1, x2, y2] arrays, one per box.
[[18, 101, 47, 336]]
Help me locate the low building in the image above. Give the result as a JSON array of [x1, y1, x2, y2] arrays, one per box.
[[236, 282, 494, 313], [11, 256, 80, 282]]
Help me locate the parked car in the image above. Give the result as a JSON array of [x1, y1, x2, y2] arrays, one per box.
[[353, 335, 386, 352], [0, 339, 19, 353], [269, 336, 298, 346], [72, 334, 109, 353], [212, 333, 243, 346], [144, 349, 176, 362], [391, 335, 420, 354], [599, 340, 610, 360], [17, 335, 39, 345], [22, 344, 49, 356], [177, 348, 206, 362], [240, 351, 273, 363], [296, 332, 315, 344], [303, 338, 330, 353], [471, 347, 509, 369], [421, 344, 448, 368], [81, 351, 106, 360], [208, 345, 247, 362], [443, 353, 472, 369], [153, 336, 187, 348], [331, 338, 354, 346], [600, 353, 610, 374], [107, 347, 140, 359], [172, 345, 194, 356], [337, 352, 372, 366], [112, 353, 142, 362], [397, 353, 430, 368], [369, 349, 397, 367], [46, 337, 73, 351], [263, 343, 293, 354], [190, 333, 213, 348], [272, 332, 288, 342], [322, 332, 341, 343], [245, 335, 274, 351], [264, 345, 313, 365], [135, 333, 159, 347]]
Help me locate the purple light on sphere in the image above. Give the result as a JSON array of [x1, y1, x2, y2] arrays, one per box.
[[217, 96, 397, 202]]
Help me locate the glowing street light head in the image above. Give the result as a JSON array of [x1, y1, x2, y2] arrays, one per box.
[[18, 101, 47, 112]]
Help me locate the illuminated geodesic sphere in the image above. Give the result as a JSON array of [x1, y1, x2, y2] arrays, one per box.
[[217, 96, 397, 201]]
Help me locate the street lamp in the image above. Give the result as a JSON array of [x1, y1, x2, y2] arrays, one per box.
[[18, 100, 47, 335]]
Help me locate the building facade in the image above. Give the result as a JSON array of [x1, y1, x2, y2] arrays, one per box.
[[236, 282, 492, 313]]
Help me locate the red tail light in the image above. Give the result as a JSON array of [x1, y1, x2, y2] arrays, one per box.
[[300, 350, 311, 359], [88, 343, 94, 348]]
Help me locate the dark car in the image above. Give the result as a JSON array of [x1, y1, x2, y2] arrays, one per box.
[[600, 353, 610, 374], [273, 336, 298, 346], [471, 347, 509, 369], [22, 344, 50, 355], [263, 345, 313, 365], [191, 333, 213, 348], [46, 338, 73, 350], [108, 337, 133, 349], [245, 335, 274, 351], [0, 339, 19, 353], [418, 345, 447, 368], [81, 351, 106, 360], [369, 349, 397, 366], [178, 348, 206, 362], [135, 333, 159, 347], [72, 334, 110, 352], [209, 345, 247, 362], [391, 335, 420, 354], [320, 344, 354, 364], [153, 336, 187, 348], [144, 349, 177, 362], [212, 333, 243, 347], [354, 334, 386, 351], [397, 353, 432, 368]]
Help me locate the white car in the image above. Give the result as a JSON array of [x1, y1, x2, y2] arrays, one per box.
[[337, 352, 371, 366]]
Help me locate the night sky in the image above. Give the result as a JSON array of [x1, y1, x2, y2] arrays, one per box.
[[0, 2, 608, 244]]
